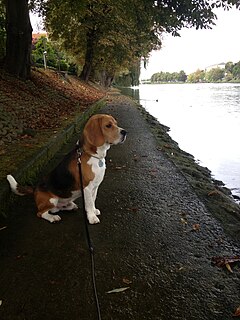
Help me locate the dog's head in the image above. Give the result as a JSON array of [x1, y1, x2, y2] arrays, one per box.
[[83, 114, 127, 147]]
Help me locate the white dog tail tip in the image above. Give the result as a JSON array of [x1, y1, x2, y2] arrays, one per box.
[[7, 175, 33, 196]]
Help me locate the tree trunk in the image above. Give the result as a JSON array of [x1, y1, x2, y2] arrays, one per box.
[[80, 29, 96, 82], [4, 0, 32, 79], [100, 70, 113, 88]]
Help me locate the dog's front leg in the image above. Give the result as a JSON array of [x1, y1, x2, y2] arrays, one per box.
[[92, 186, 101, 216], [84, 186, 100, 224]]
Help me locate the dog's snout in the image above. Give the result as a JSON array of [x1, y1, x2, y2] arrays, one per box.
[[121, 129, 127, 136], [120, 129, 127, 143]]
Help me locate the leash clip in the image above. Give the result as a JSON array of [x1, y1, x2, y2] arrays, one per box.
[[76, 140, 82, 164]]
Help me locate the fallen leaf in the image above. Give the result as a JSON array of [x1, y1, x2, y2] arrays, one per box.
[[123, 278, 132, 285], [192, 224, 200, 231], [163, 144, 172, 149], [233, 306, 240, 317], [208, 190, 220, 196], [0, 226, 7, 231], [211, 256, 240, 272], [226, 263, 233, 273], [180, 218, 187, 225], [106, 287, 130, 294]]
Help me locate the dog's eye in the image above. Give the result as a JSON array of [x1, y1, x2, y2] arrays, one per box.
[[106, 124, 112, 128]]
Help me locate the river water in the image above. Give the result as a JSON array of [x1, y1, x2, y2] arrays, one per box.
[[121, 83, 240, 198]]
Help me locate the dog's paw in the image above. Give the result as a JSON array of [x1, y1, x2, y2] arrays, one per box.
[[50, 215, 62, 223], [41, 212, 61, 223], [88, 214, 100, 224], [95, 209, 101, 216]]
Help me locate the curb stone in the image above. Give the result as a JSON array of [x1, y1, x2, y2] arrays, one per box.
[[0, 99, 106, 218]]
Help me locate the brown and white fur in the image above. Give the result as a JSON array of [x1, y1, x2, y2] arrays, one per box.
[[7, 114, 127, 224]]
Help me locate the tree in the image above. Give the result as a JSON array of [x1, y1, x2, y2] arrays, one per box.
[[4, 0, 33, 79], [225, 61, 234, 73], [44, 0, 240, 84], [2, 0, 240, 82], [187, 69, 205, 83], [232, 61, 240, 80], [205, 67, 225, 82], [178, 70, 187, 82], [43, 0, 162, 83], [151, 70, 187, 83]]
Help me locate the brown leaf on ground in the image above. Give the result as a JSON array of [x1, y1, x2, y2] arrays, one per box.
[[0, 68, 105, 146], [211, 256, 240, 272], [208, 189, 221, 196], [233, 306, 240, 317], [192, 224, 200, 231], [123, 277, 132, 285]]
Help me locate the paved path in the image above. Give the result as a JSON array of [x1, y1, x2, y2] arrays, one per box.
[[1, 94, 240, 320]]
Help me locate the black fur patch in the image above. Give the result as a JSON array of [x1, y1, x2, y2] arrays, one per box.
[[38, 150, 77, 198]]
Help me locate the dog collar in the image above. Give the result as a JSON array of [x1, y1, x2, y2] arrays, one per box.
[[82, 150, 105, 167]]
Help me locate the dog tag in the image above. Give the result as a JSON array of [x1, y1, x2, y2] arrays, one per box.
[[99, 159, 104, 167]]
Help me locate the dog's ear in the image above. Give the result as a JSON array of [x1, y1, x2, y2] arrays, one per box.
[[83, 116, 105, 147]]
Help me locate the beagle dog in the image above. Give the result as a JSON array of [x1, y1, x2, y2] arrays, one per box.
[[7, 114, 127, 224]]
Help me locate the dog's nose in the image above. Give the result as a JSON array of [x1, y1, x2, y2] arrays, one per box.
[[121, 129, 127, 136]]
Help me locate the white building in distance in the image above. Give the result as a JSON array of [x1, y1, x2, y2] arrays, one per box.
[[205, 62, 226, 72]]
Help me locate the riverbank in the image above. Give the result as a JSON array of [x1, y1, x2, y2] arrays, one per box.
[[136, 101, 240, 241], [111, 92, 240, 242], [1, 73, 240, 240], [123, 83, 240, 200], [1, 91, 240, 320]]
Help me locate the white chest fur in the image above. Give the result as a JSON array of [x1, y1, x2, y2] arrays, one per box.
[[87, 156, 106, 187]]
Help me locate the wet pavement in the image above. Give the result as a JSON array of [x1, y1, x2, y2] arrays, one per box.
[[1, 94, 240, 320]]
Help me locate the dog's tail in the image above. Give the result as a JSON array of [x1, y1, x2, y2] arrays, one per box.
[[7, 175, 34, 196]]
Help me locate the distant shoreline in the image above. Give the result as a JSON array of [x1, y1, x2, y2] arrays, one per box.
[[140, 80, 240, 84]]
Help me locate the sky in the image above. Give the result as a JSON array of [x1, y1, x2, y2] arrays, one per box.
[[30, 8, 240, 79], [140, 7, 240, 79], [30, 12, 44, 33]]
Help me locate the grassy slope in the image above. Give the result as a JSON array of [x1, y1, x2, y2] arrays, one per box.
[[0, 68, 105, 180]]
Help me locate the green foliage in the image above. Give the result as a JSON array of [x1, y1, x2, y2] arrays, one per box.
[[151, 61, 240, 84], [39, 0, 240, 84], [232, 61, 240, 79], [42, 0, 162, 82], [2, 0, 240, 84], [151, 70, 187, 83], [31, 36, 76, 72], [187, 70, 205, 83], [114, 61, 141, 86], [187, 61, 240, 83], [205, 67, 225, 82], [225, 61, 234, 73]]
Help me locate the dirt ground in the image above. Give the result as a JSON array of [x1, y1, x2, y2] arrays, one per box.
[[1, 93, 240, 319]]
